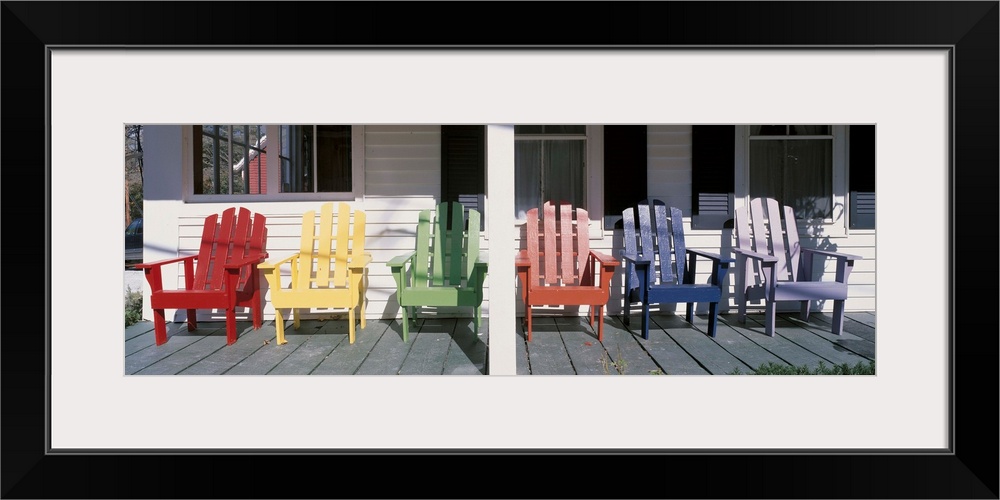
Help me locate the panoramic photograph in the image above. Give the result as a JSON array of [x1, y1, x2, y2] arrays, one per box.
[[123, 124, 876, 376]]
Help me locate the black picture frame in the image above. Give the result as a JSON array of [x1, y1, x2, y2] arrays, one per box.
[[3, 1, 997, 498]]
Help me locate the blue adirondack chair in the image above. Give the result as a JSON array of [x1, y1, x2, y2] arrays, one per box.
[[734, 197, 862, 336], [621, 199, 732, 339]]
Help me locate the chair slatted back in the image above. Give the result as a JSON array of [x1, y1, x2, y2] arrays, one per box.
[[417, 201, 479, 287], [622, 199, 687, 289], [193, 207, 267, 291], [735, 197, 801, 283], [296, 202, 365, 290], [526, 201, 590, 287]]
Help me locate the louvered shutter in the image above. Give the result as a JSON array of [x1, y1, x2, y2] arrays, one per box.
[[441, 125, 486, 230], [691, 125, 736, 229]]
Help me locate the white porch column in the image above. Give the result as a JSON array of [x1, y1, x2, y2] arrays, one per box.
[[486, 125, 516, 376]]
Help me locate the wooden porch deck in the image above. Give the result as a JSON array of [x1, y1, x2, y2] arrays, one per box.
[[124, 311, 875, 375]]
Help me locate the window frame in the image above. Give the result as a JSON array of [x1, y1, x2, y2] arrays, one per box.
[[734, 124, 849, 238], [512, 125, 603, 237], [183, 125, 364, 203]]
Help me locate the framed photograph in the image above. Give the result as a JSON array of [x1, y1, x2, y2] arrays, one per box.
[[7, 2, 997, 498]]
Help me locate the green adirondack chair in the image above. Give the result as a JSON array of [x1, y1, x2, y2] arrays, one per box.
[[387, 201, 488, 342]]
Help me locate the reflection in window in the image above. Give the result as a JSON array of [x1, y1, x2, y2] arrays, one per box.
[[279, 125, 352, 193], [748, 125, 833, 220], [514, 125, 586, 219], [195, 125, 267, 195]]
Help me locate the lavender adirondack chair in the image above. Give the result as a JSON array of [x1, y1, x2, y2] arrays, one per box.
[[734, 197, 862, 336]]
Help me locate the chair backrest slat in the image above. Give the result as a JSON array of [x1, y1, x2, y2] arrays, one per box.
[[465, 209, 480, 282], [651, 202, 674, 285], [448, 202, 465, 285], [668, 206, 686, 284], [527, 201, 590, 287], [296, 209, 317, 290], [416, 202, 475, 287], [193, 213, 220, 290], [622, 205, 639, 287], [736, 197, 800, 283], [574, 206, 590, 286], [207, 207, 237, 290], [294, 203, 364, 290], [543, 202, 558, 284], [526, 207, 541, 286]]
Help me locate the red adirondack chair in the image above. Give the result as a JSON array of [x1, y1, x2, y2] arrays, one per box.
[[516, 202, 619, 342], [137, 207, 268, 346]]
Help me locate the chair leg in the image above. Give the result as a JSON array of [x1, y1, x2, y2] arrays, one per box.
[[293, 307, 301, 330], [764, 300, 776, 337], [474, 306, 482, 335], [401, 306, 410, 343], [186, 308, 198, 331], [526, 307, 533, 342], [348, 309, 356, 344], [641, 302, 650, 340], [800, 300, 811, 321], [685, 301, 694, 324], [589, 306, 595, 328], [708, 302, 719, 338], [597, 305, 605, 343], [832, 300, 846, 335], [225, 308, 237, 345], [252, 290, 263, 330], [275, 309, 287, 345], [153, 308, 168, 345]]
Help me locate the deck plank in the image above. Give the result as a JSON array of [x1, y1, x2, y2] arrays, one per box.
[[587, 317, 662, 375], [782, 314, 876, 361], [441, 318, 489, 375], [268, 320, 350, 375], [523, 317, 573, 375], [224, 321, 312, 375], [553, 317, 614, 375], [398, 319, 454, 375], [132, 331, 230, 375], [352, 321, 414, 375], [311, 320, 389, 375], [124, 322, 188, 357], [618, 314, 709, 375], [126, 323, 234, 374], [719, 314, 839, 372], [515, 321, 531, 375], [178, 320, 283, 375], [124, 321, 155, 341], [652, 315, 747, 375], [747, 314, 874, 369]]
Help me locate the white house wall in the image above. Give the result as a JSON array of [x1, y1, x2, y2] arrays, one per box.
[[139, 124, 875, 324]]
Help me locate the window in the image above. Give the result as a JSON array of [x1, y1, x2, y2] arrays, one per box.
[[514, 125, 587, 219], [441, 125, 486, 230], [690, 124, 871, 235], [279, 125, 352, 193], [747, 125, 836, 221], [194, 125, 268, 195]]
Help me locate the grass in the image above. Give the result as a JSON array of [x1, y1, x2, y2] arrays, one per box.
[[729, 360, 875, 375], [600, 344, 628, 375], [125, 287, 143, 327]]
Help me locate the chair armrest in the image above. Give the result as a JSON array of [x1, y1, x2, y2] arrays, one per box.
[[259, 253, 298, 273], [515, 250, 532, 270], [224, 252, 269, 270], [349, 252, 373, 270], [733, 248, 779, 263], [619, 251, 652, 266], [135, 254, 196, 270], [387, 251, 417, 270], [802, 248, 863, 261], [686, 248, 735, 265], [590, 250, 619, 267], [474, 252, 489, 270]]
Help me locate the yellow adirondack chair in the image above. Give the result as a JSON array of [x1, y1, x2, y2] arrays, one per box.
[[260, 202, 371, 345]]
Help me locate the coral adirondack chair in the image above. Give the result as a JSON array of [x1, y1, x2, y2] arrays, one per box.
[[621, 199, 733, 339], [138, 207, 268, 346], [387, 201, 488, 342], [516, 202, 619, 342], [260, 202, 371, 345], [734, 197, 862, 336]]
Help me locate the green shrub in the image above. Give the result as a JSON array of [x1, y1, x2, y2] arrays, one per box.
[[731, 360, 875, 375], [125, 288, 143, 327]]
